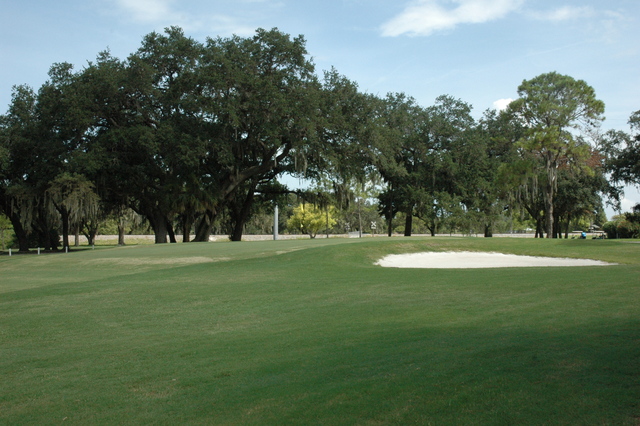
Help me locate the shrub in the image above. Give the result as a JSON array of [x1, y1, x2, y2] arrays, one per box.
[[603, 211, 640, 239]]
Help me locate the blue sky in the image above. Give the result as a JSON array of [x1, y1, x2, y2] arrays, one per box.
[[1, 0, 639, 214]]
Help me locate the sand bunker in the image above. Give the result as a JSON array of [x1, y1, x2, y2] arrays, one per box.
[[375, 251, 615, 269]]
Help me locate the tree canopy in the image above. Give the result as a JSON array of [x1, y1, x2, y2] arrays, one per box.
[[507, 72, 605, 237], [601, 110, 640, 189], [1, 27, 634, 248]]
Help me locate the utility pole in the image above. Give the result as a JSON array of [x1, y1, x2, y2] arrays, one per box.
[[273, 205, 279, 240]]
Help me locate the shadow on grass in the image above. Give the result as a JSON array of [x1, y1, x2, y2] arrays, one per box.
[[204, 318, 640, 424]]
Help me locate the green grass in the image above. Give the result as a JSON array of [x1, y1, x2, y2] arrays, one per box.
[[1, 237, 639, 424]]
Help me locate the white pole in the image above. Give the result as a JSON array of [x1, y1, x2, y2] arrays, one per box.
[[273, 205, 279, 240], [38, 247, 41, 255], [9, 248, 11, 256]]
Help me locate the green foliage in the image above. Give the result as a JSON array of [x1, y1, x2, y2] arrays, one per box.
[[286, 203, 337, 238], [0, 214, 13, 250], [600, 110, 640, 188], [1, 28, 633, 248], [507, 72, 605, 238], [0, 27, 330, 245], [315, 70, 379, 183], [375, 94, 486, 236], [603, 206, 640, 238], [553, 158, 609, 237], [339, 200, 384, 235]]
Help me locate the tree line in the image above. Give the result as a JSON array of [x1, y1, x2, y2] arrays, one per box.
[[1, 27, 639, 251]]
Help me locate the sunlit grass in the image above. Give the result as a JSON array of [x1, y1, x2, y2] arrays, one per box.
[[1, 237, 639, 424]]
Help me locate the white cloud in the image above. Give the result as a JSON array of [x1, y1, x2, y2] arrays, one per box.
[[493, 98, 513, 111], [203, 16, 256, 37], [620, 193, 640, 212], [529, 6, 595, 22], [381, 0, 524, 37], [595, 10, 629, 44], [112, 0, 256, 36], [115, 0, 177, 23]]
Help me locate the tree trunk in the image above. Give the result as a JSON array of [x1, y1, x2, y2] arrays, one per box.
[[426, 219, 437, 236], [182, 224, 191, 243], [36, 212, 56, 251], [148, 211, 168, 244], [83, 220, 99, 246], [84, 227, 96, 246], [544, 155, 556, 238], [38, 229, 49, 251], [167, 220, 177, 243], [8, 211, 30, 252], [181, 213, 193, 243], [60, 207, 70, 249], [194, 209, 215, 242], [535, 217, 544, 238], [230, 186, 256, 242], [358, 199, 363, 238], [143, 208, 173, 244], [387, 186, 394, 237], [49, 229, 59, 251], [484, 223, 493, 238], [230, 222, 244, 242], [326, 209, 330, 239], [154, 224, 168, 244], [404, 213, 412, 237], [117, 223, 126, 246], [545, 194, 554, 238], [564, 214, 571, 239]]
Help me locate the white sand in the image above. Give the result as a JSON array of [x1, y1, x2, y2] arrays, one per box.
[[375, 251, 615, 269]]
